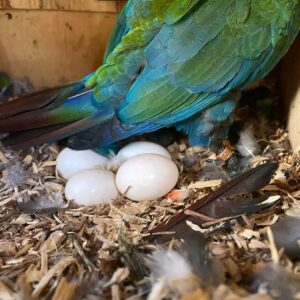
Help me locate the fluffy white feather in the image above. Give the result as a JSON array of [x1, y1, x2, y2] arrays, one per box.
[[236, 127, 260, 157], [2, 162, 27, 188], [148, 250, 193, 284], [147, 249, 204, 299], [106, 153, 122, 170]]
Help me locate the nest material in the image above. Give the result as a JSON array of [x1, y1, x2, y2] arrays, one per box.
[[0, 121, 300, 299]]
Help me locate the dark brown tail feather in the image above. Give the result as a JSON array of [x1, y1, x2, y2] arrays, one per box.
[[0, 82, 85, 120], [2, 111, 113, 149], [0, 81, 92, 144]]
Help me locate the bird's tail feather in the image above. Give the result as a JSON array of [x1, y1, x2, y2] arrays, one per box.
[[0, 82, 85, 119], [2, 111, 113, 149], [0, 82, 97, 132], [0, 82, 114, 149]]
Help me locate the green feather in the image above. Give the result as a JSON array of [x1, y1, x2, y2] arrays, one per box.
[[165, 0, 201, 24], [117, 0, 299, 125]]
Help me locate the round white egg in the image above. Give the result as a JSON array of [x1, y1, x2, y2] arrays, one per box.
[[116, 154, 179, 201], [57, 148, 109, 179], [114, 141, 171, 167], [65, 169, 119, 205]]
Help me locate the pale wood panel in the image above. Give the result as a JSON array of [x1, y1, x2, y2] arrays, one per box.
[[281, 34, 300, 150], [0, 0, 126, 13], [0, 9, 117, 87]]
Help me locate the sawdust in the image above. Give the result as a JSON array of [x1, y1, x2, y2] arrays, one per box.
[[0, 122, 300, 299]]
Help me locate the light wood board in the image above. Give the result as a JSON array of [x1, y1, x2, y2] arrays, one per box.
[[0, 0, 126, 13], [0, 9, 117, 87], [281, 34, 300, 150]]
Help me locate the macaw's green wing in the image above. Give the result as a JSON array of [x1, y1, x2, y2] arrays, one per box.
[[103, 6, 129, 62], [85, 0, 203, 94], [117, 0, 300, 126], [77, 0, 299, 148]]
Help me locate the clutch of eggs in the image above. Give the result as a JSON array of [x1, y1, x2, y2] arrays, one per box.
[[58, 142, 179, 205]]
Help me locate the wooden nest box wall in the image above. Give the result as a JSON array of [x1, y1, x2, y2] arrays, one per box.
[[0, 0, 299, 149], [281, 35, 300, 150], [0, 0, 126, 87]]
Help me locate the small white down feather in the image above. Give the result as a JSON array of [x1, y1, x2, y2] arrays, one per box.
[[147, 249, 203, 300], [236, 127, 260, 157], [149, 250, 193, 284]]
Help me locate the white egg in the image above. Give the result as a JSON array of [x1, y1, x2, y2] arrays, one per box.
[[116, 154, 179, 201], [65, 169, 119, 205], [113, 141, 171, 167], [56, 148, 109, 179]]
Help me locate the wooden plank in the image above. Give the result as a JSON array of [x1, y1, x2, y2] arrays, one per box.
[[0, 9, 117, 87], [281, 34, 300, 150], [0, 0, 126, 13]]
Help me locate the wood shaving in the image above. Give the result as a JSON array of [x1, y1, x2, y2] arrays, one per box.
[[0, 118, 300, 299]]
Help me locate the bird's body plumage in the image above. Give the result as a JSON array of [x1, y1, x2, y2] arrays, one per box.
[[0, 0, 299, 149]]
